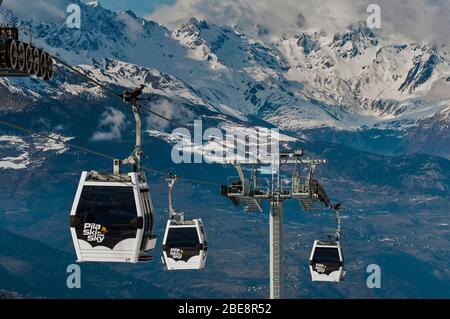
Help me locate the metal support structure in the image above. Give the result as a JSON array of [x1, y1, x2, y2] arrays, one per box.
[[235, 163, 249, 194], [269, 199, 283, 299], [221, 149, 335, 299], [113, 86, 145, 175], [334, 204, 342, 243], [166, 174, 184, 222], [167, 175, 177, 217]]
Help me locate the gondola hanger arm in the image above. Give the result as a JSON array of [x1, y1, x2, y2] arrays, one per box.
[[114, 86, 147, 174], [332, 202, 343, 242], [165, 173, 184, 222]]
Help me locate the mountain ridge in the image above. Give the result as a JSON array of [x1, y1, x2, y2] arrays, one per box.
[[0, 2, 448, 134]]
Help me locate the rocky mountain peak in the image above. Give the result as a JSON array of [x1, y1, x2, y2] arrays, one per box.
[[331, 22, 379, 58]]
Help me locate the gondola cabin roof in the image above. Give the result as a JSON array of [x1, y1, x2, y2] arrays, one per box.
[[168, 220, 196, 226]]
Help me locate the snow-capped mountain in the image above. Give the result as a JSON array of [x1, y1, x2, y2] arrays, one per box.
[[0, 1, 449, 152], [1, 2, 449, 300]]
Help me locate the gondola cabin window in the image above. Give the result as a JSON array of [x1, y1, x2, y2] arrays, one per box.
[[75, 186, 138, 249], [312, 247, 340, 264], [166, 227, 201, 249]]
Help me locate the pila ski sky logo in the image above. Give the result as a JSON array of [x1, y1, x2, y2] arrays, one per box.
[[170, 248, 184, 260], [83, 223, 108, 243]]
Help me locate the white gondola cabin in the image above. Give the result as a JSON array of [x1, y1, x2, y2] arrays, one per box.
[[70, 171, 156, 263], [309, 240, 344, 282], [162, 218, 208, 270]]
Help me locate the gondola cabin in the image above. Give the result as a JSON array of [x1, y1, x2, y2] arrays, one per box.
[[162, 219, 207, 270], [309, 240, 344, 282], [70, 171, 156, 263]]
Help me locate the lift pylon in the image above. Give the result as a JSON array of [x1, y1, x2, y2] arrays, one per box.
[[221, 149, 333, 299], [269, 199, 283, 299]]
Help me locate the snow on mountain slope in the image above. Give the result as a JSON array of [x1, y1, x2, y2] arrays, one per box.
[[62, 59, 213, 107], [278, 23, 450, 124], [0, 1, 449, 134], [0, 134, 71, 170], [0, 56, 214, 111], [147, 123, 296, 165]]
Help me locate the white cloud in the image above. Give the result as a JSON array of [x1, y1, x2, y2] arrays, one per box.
[[91, 107, 126, 141], [146, 99, 194, 131], [1, 0, 69, 23], [116, 11, 143, 41], [424, 80, 450, 103], [374, 0, 450, 44], [147, 0, 450, 44]]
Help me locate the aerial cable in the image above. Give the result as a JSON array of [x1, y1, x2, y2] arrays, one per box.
[[146, 168, 219, 186], [53, 56, 191, 130], [137, 101, 190, 130], [0, 119, 301, 285], [55, 55, 271, 133], [0, 118, 115, 160], [0, 118, 219, 187], [53, 56, 122, 99]]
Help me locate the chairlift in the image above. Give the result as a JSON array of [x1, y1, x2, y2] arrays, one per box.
[[162, 175, 208, 270]]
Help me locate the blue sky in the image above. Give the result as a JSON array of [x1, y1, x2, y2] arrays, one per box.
[[98, 0, 176, 17]]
